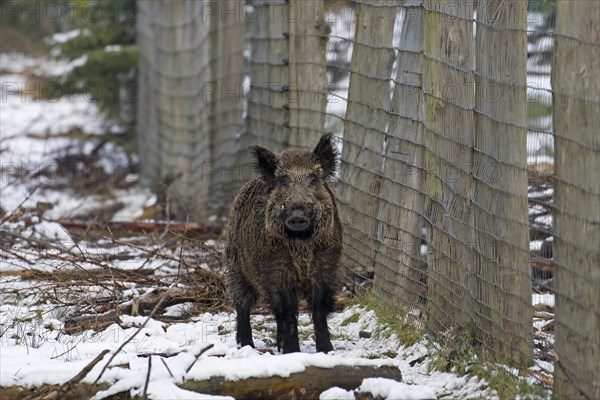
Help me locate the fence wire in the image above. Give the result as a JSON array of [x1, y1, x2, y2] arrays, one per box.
[[136, 1, 599, 396]]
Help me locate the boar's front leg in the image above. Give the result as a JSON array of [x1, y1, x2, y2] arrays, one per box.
[[309, 282, 335, 353], [233, 283, 257, 348], [270, 290, 300, 353]]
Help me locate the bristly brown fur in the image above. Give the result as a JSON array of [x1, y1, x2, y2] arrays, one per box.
[[225, 134, 343, 353]]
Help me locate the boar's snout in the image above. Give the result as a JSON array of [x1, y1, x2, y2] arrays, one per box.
[[285, 208, 310, 232], [282, 202, 315, 238]]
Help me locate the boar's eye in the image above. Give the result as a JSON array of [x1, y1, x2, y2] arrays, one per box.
[[307, 174, 318, 186]]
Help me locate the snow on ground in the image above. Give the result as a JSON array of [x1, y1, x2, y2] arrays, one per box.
[[532, 294, 555, 309], [0, 290, 497, 399], [0, 53, 152, 218]]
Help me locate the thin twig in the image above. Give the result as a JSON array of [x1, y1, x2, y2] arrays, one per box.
[[160, 357, 175, 380], [185, 343, 215, 374], [142, 356, 152, 399]]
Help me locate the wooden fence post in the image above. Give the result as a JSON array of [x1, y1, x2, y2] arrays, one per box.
[[137, 1, 213, 220], [337, 2, 397, 278], [422, 0, 475, 333], [553, 1, 600, 398], [473, 0, 532, 365], [208, 0, 247, 218], [373, 0, 428, 309]]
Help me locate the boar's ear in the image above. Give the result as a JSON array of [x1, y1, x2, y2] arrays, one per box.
[[251, 145, 278, 179], [312, 134, 339, 179]]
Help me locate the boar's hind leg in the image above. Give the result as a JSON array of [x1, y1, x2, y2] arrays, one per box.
[[309, 283, 335, 353], [233, 285, 257, 348], [270, 290, 300, 353]]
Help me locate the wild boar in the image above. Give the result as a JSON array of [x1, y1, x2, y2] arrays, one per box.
[[225, 134, 343, 353]]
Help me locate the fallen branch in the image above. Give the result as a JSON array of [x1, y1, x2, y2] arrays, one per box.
[[52, 219, 222, 237], [182, 364, 402, 400], [531, 258, 554, 280], [63, 284, 226, 334], [23, 349, 109, 400], [107, 237, 223, 280], [62, 311, 120, 335]]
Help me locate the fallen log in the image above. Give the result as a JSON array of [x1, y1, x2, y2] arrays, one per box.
[[1, 364, 402, 400], [182, 364, 402, 400]]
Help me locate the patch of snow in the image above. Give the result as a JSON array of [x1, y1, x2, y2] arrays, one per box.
[[358, 377, 436, 400], [143, 379, 234, 400], [1, 74, 26, 89], [527, 155, 554, 166], [0, 52, 87, 77], [1, 91, 104, 140], [188, 352, 395, 381], [529, 188, 553, 198], [530, 240, 543, 251], [527, 74, 552, 93], [111, 187, 155, 221], [105, 45, 122, 52], [53, 54, 89, 75], [109, 123, 127, 134], [527, 131, 553, 160], [48, 29, 92, 44], [25, 220, 73, 243], [320, 386, 355, 400], [163, 303, 195, 317], [535, 214, 552, 226], [0, 53, 39, 74], [532, 294, 555, 308], [0, 53, 147, 220], [534, 359, 554, 374]]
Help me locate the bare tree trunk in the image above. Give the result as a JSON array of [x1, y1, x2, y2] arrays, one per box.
[[552, 1, 600, 398]]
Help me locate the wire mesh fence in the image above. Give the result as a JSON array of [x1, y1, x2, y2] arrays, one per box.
[[136, 1, 599, 396], [137, 0, 247, 221]]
